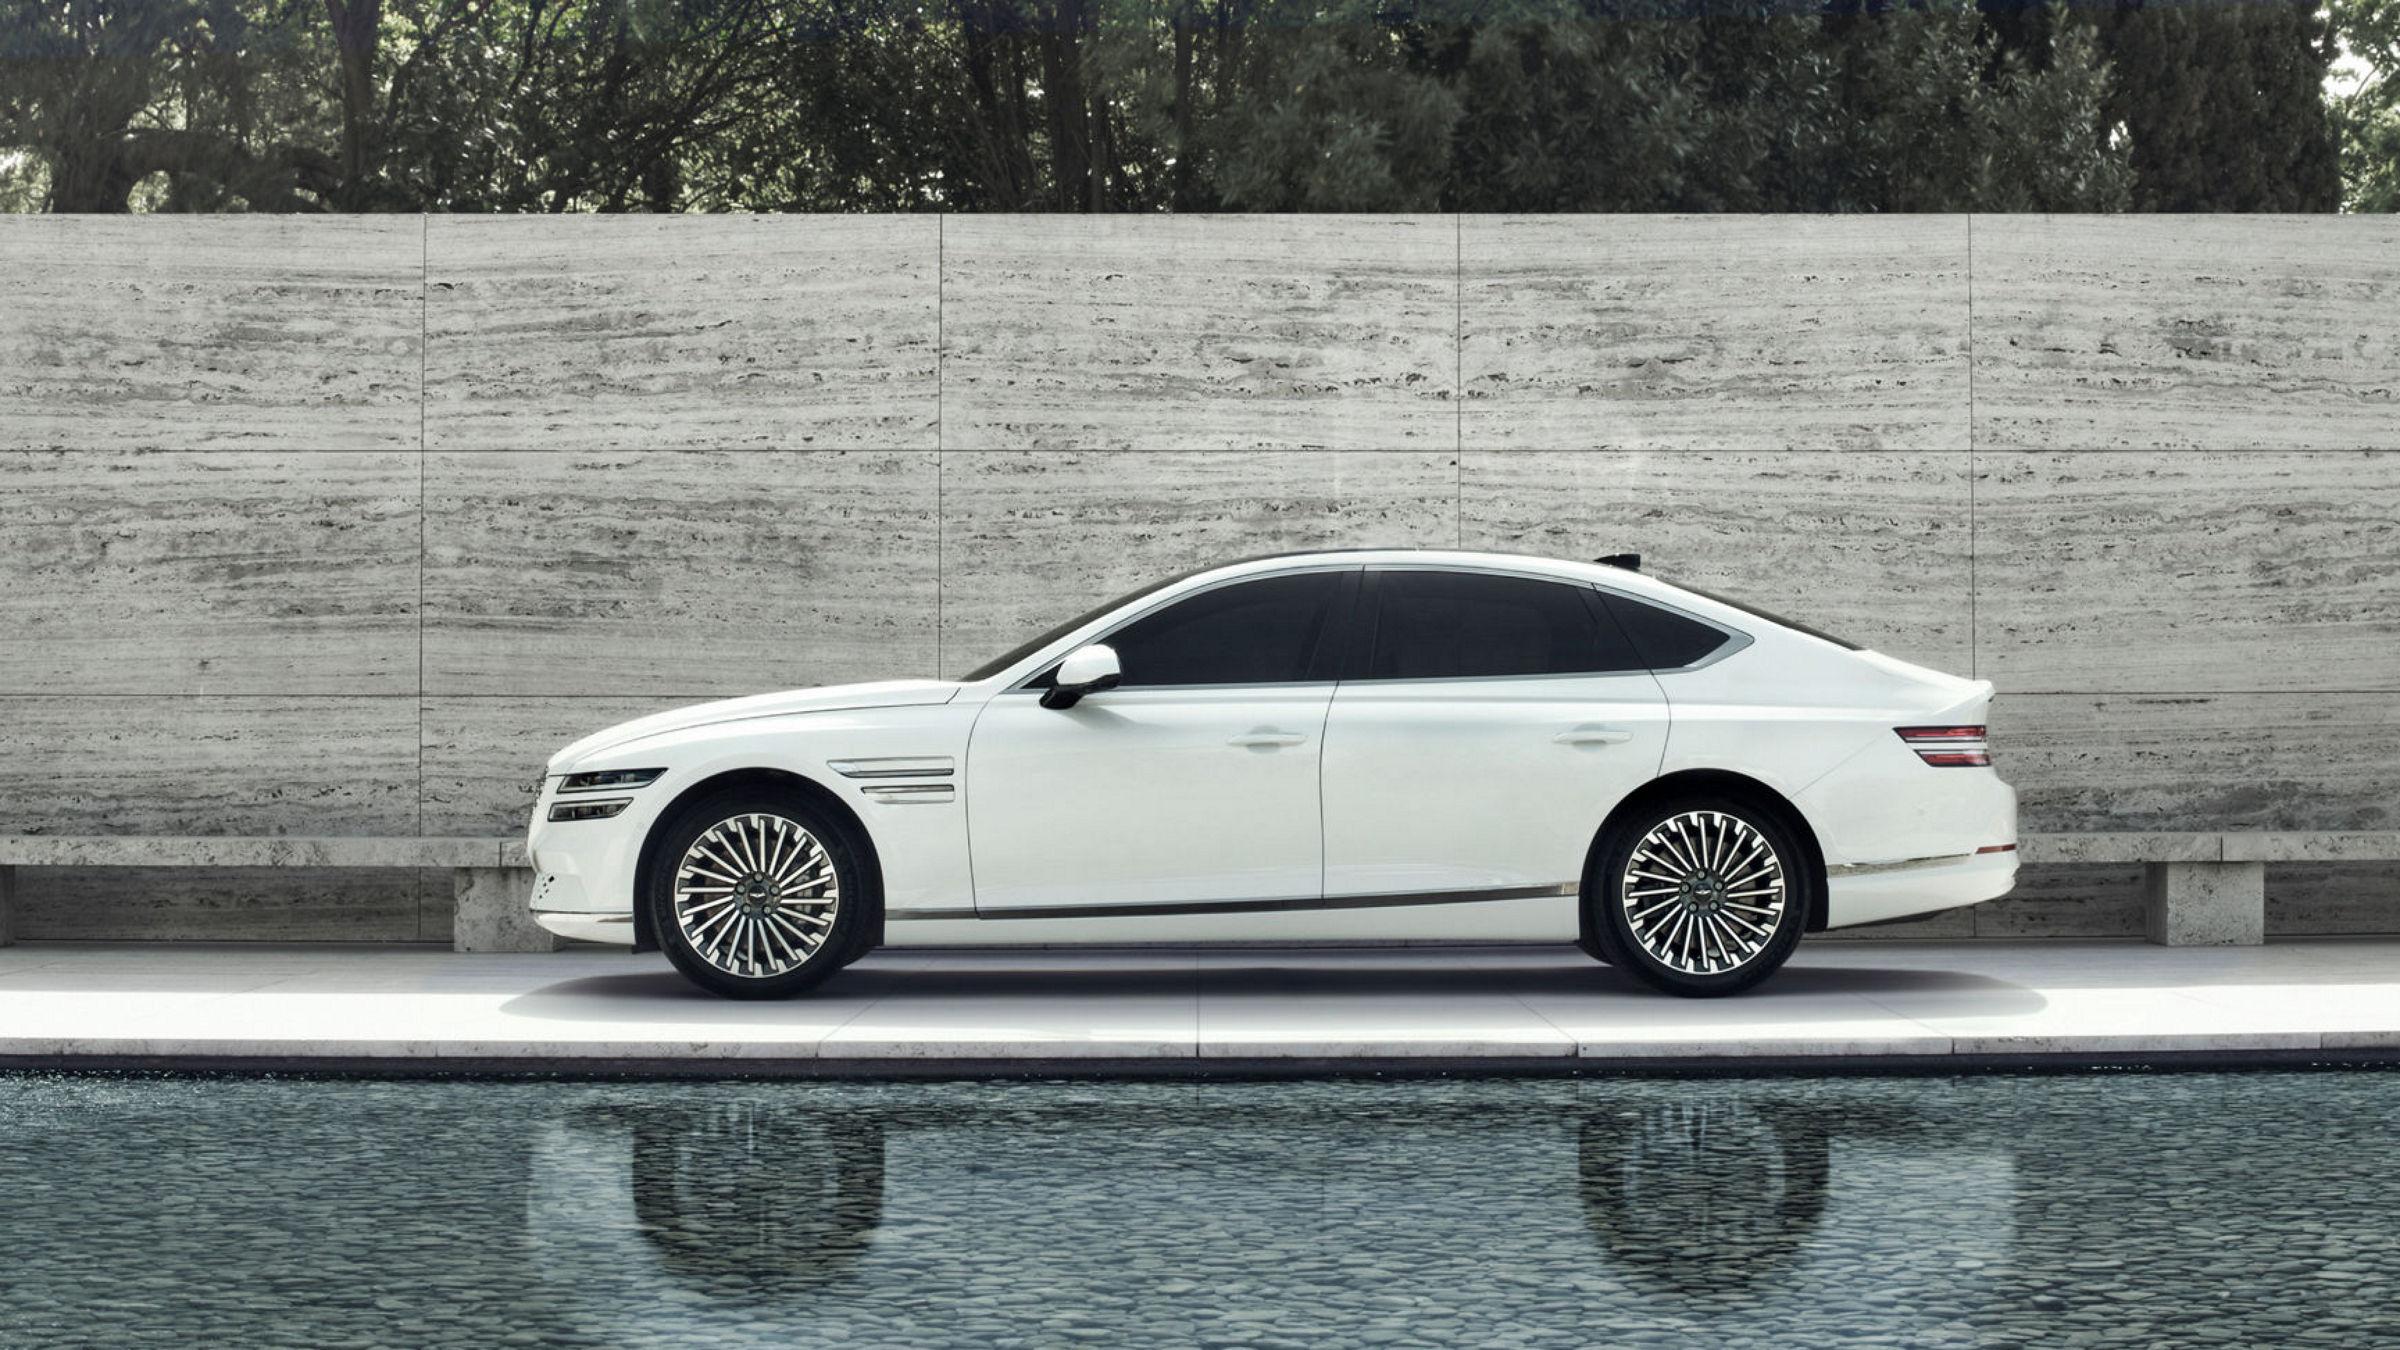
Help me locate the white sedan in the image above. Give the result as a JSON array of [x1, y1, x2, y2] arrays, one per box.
[[528, 550, 2016, 998]]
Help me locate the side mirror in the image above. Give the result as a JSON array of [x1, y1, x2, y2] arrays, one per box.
[[1040, 643, 1122, 710]]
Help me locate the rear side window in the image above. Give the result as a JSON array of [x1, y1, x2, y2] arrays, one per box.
[[1595, 592, 1734, 670], [1365, 571, 1646, 680], [1098, 572, 1343, 687]]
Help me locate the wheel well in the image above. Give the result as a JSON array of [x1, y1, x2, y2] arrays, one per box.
[[631, 768, 884, 954], [1579, 770, 1830, 945]]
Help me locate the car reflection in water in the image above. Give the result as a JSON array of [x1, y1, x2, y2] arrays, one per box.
[[524, 1085, 2014, 1344]]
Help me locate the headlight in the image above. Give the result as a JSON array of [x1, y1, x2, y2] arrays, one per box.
[[549, 798, 634, 822], [557, 768, 665, 794]]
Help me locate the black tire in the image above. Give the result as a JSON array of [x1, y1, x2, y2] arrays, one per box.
[[647, 788, 874, 1000], [1585, 795, 1811, 998]]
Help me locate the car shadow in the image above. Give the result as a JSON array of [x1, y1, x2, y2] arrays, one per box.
[[498, 952, 2045, 1022]]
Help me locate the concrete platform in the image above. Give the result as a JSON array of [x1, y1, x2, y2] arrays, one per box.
[[4, 938, 2399, 1074]]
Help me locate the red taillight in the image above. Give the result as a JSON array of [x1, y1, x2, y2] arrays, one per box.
[[1897, 725, 1990, 767]]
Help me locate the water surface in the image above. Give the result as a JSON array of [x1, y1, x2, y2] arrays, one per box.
[[4, 1072, 2395, 1348]]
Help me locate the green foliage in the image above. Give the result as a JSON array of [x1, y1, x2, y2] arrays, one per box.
[[0, 0, 2319, 212], [2332, 0, 2400, 210], [2083, 0, 2339, 211]]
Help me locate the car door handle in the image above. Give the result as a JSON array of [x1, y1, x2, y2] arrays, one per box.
[[1228, 729, 1308, 748], [1555, 725, 1635, 746]]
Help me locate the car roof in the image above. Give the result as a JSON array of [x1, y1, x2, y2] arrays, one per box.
[[1176, 548, 1697, 605]]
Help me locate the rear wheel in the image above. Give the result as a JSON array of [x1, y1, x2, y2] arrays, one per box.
[[647, 790, 871, 999], [1587, 796, 1809, 997]]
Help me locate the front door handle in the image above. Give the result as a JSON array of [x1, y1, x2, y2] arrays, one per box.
[[1229, 729, 1308, 748], [1555, 725, 1634, 746]]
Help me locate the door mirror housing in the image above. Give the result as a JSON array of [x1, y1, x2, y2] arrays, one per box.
[[1041, 643, 1122, 710]]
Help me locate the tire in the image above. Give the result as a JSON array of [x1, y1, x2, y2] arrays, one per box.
[[1585, 795, 1811, 997], [646, 788, 872, 999]]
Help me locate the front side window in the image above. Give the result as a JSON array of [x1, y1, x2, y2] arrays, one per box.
[[1082, 571, 1345, 688], [1364, 570, 1645, 680]]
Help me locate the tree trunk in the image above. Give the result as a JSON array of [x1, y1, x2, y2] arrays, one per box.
[[323, 0, 382, 209]]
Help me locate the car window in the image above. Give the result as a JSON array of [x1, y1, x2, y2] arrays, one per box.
[[1363, 570, 1644, 680], [1595, 592, 1735, 669], [1089, 572, 1345, 687]]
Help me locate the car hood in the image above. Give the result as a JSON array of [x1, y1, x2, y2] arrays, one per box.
[[547, 679, 960, 773]]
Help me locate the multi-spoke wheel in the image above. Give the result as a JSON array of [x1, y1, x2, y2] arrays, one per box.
[[648, 791, 871, 999], [1586, 797, 1811, 997]]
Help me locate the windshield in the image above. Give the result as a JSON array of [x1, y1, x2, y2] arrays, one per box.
[[958, 565, 1217, 682]]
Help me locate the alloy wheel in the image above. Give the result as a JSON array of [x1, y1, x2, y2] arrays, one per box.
[[671, 812, 840, 978], [1618, 809, 1788, 976]]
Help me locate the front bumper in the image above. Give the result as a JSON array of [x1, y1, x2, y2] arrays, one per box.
[[533, 909, 639, 945]]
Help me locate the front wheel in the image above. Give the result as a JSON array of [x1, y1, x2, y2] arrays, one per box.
[[1587, 797, 1811, 997], [647, 790, 871, 999]]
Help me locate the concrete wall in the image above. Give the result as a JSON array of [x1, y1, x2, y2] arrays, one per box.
[[2, 213, 2394, 941]]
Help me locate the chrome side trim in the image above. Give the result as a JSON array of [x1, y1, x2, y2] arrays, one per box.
[[1826, 852, 1975, 878], [532, 911, 633, 924], [827, 756, 956, 779], [861, 783, 955, 804], [890, 881, 1576, 923]]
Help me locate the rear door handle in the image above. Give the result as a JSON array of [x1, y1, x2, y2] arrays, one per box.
[[1229, 729, 1308, 748], [1555, 725, 1634, 746]]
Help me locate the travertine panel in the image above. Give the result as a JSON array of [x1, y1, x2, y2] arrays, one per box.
[[0, 697, 417, 835], [1995, 694, 2400, 835], [423, 450, 938, 696], [0, 216, 422, 451], [1461, 216, 1969, 451], [938, 451, 1459, 678], [2267, 865, 2400, 935], [12, 868, 423, 942], [942, 216, 1457, 449], [1972, 216, 2400, 450], [421, 696, 690, 836], [425, 215, 938, 450], [1969, 865, 2146, 939], [0, 450, 420, 696], [1460, 451, 1970, 673], [1977, 453, 2400, 693]]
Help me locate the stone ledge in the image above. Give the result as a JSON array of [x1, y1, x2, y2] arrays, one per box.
[[0, 836, 515, 869]]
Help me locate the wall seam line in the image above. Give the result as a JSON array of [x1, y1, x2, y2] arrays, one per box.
[[1454, 214, 1463, 549], [936, 212, 945, 681], [418, 212, 429, 936], [1967, 212, 1978, 686]]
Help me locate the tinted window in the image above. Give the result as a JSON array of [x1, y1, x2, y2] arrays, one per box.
[[1364, 571, 1644, 680], [1095, 572, 1343, 687], [1596, 592, 1733, 669]]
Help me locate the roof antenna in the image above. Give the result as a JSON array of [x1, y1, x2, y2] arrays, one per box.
[[1595, 553, 1641, 572]]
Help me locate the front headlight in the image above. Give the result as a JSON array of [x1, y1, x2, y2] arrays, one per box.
[[557, 768, 665, 794]]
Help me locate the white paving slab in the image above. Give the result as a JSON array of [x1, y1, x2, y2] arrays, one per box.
[[3, 938, 2400, 1068]]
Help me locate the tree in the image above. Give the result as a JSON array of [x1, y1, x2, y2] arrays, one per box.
[[2084, 0, 2340, 210], [2331, 0, 2400, 210]]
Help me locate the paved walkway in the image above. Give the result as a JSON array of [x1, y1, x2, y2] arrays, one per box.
[[3, 939, 2397, 1072]]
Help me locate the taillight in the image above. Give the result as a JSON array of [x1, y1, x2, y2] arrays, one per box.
[[1896, 725, 1990, 767]]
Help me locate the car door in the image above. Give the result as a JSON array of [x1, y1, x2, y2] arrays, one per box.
[[1320, 567, 1671, 901], [964, 568, 1356, 915]]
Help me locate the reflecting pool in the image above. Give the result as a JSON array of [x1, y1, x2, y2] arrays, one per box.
[[4, 1072, 2397, 1348]]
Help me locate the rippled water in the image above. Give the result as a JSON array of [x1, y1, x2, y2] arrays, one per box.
[[4, 1071, 2397, 1348]]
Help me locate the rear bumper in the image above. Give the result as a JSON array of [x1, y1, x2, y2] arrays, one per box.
[[1823, 847, 2018, 930]]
